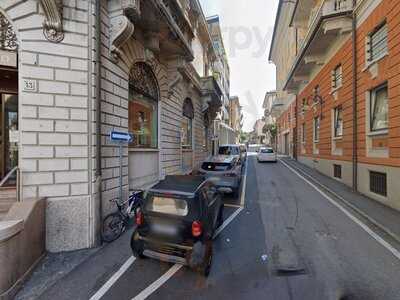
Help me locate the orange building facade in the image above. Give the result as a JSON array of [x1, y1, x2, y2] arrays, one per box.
[[272, 0, 400, 211]]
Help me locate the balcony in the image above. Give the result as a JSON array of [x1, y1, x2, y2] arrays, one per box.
[[271, 97, 287, 118], [285, 0, 353, 92], [144, 0, 195, 60], [201, 76, 223, 113]]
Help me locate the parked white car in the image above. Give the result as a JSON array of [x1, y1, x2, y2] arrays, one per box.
[[257, 147, 277, 163]]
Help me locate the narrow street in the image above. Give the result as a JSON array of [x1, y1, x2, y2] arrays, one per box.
[[24, 154, 400, 300]]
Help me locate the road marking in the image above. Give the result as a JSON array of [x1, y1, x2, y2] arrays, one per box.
[[213, 206, 243, 239], [280, 159, 400, 261], [224, 203, 242, 208], [240, 159, 249, 206], [131, 264, 183, 300], [89, 256, 136, 300], [102, 163, 250, 300], [131, 206, 244, 300]]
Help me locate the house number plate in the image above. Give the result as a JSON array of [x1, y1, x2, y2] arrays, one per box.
[[23, 79, 37, 92]]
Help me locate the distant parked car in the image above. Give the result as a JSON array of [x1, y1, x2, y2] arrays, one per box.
[[218, 144, 245, 166], [131, 175, 223, 276], [239, 144, 247, 163], [257, 147, 277, 163], [248, 144, 263, 153], [199, 145, 243, 197]]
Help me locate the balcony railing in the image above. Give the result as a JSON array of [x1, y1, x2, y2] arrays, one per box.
[[284, 0, 353, 91], [155, 0, 194, 60], [322, 0, 352, 16], [201, 76, 223, 108]]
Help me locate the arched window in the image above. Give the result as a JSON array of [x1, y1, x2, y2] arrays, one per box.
[[128, 62, 159, 149], [182, 98, 194, 149]]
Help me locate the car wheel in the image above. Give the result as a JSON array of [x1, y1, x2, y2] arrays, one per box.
[[130, 230, 146, 259], [199, 241, 213, 277]]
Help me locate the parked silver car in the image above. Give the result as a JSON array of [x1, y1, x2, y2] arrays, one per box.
[[199, 145, 243, 197]]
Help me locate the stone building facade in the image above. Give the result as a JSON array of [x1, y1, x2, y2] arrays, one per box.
[[0, 0, 224, 252], [270, 0, 400, 211], [229, 96, 243, 143]]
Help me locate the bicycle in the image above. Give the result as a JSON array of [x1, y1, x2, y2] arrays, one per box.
[[101, 190, 144, 243]]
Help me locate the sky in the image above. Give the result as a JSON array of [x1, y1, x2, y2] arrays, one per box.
[[200, 0, 279, 132]]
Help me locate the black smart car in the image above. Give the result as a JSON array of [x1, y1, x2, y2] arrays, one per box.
[[131, 175, 224, 276]]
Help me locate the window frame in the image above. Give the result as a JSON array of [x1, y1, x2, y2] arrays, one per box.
[[366, 21, 388, 64], [370, 83, 388, 133], [333, 164, 342, 179], [181, 116, 193, 149], [128, 93, 159, 149], [333, 105, 344, 138], [332, 64, 343, 90], [301, 98, 307, 115], [301, 123, 306, 144], [369, 171, 387, 197], [313, 117, 320, 143], [182, 98, 194, 150]]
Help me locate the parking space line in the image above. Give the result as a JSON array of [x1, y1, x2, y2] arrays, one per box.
[[89, 256, 136, 300], [93, 162, 250, 300], [213, 206, 243, 239], [131, 264, 183, 300], [280, 159, 400, 261], [240, 159, 249, 207], [224, 203, 242, 208], [131, 206, 244, 300]]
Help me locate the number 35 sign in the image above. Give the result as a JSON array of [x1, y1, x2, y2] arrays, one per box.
[[22, 79, 37, 92]]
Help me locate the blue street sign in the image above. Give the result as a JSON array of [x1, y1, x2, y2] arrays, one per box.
[[110, 131, 133, 143]]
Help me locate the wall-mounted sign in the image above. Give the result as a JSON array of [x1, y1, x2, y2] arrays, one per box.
[[22, 79, 37, 92], [110, 131, 133, 143], [0, 50, 17, 68]]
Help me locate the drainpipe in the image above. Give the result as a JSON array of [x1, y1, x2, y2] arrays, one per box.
[[351, 0, 358, 192], [95, 0, 103, 239], [294, 95, 298, 161]]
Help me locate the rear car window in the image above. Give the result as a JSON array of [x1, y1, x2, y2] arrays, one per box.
[[201, 162, 232, 171], [219, 146, 239, 155], [261, 149, 274, 154], [146, 196, 188, 216]]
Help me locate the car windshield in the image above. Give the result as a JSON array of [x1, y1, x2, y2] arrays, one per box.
[[219, 146, 239, 155], [261, 148, 274, 154], [146, 196, 188, 216]]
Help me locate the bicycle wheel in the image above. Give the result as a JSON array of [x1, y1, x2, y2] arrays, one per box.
[[102, 212, 125, 243]]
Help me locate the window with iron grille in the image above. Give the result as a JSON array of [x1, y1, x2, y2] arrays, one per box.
[[367, 22, 388, 63], [333, 164, 342, 179], [369, 171, 387, 197], [332, 65, 343, 89], [334, 106, 343, 137]]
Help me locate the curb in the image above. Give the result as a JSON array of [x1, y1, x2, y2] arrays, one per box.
[[279, 158, 400, 246]]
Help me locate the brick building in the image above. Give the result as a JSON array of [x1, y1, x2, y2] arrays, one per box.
[[0, 0, 226, 252], [270, 0, 400, 211]]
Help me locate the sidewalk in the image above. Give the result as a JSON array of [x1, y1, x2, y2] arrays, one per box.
[[280, 157, 400, 242]]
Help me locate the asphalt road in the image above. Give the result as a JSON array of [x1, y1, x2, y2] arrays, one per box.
[[35, 155, 400, 300]]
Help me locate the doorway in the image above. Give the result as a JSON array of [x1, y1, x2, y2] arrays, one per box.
[[284, 133, 289, 156], [0, 68, 18, 183]]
